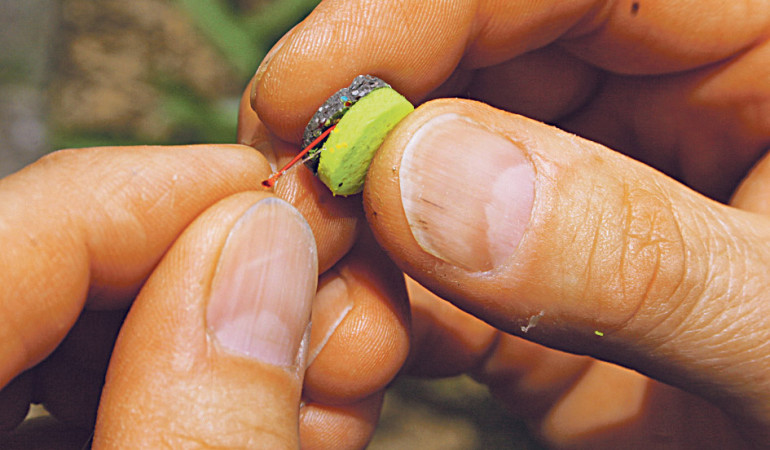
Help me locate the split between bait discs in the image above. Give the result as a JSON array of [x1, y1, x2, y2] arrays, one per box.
[[262, 75, 414, 196]]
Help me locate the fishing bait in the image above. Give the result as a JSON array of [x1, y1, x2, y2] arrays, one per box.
[[262, 75, 413, 196]]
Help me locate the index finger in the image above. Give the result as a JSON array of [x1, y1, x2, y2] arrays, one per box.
[[252, 0, 768, 142], [0, 145, 268, 390]]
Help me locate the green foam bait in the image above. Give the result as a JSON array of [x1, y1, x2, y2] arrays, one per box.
[[262, 75, 414, 196], [318, 87, 414, 195]]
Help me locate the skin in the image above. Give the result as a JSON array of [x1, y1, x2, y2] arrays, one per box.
[[1, 0, 769, 448], [0, 146, 408, 448], [248, 0, 770, 447]]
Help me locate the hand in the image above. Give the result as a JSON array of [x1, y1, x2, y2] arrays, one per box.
[[246, 0, 770, 447], [0, 145, 409, 448]]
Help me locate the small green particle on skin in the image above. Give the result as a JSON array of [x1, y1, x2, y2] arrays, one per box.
[[317, 87, 414, 196], [595, 330, 604, 337]]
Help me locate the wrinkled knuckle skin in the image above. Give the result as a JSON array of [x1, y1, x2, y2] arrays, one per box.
[[621, 185, 689, 322], [590, 184, 690, 335]]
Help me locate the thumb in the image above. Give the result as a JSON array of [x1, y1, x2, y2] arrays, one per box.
[[95, 192, 317, 447], [364, 99, 770, 436]]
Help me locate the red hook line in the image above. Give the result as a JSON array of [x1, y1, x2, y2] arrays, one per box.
[[261, 125, 337, 188]]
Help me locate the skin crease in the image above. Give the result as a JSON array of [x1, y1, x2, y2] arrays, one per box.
[[0, 0, 769, 448]]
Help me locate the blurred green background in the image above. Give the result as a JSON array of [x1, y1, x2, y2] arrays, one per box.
[[0, 0, 541, 448], [1, 0, 323, 173]]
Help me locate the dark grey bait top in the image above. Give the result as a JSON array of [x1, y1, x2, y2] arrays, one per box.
[[302, 75, 390, 172]]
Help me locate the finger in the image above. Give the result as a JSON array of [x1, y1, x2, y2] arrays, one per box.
[[465, 46, 602, 124], [404, 269, 746, 445], [0, 145, 268, 391], [471, 333, 749, 447], [402, 281, 736, 445], [558, 0, 769, 73], [404, 276, 499, 378], [239, 73, 406, 436], [290, 232, 408, 447], [238, 79, 363, 273], [303, 231, 410, 405], [299, 392, 384, 449], [558, 57, 770, 202], [364, 99, 770, 441], [95, 193, 317, 447], [402, 280, 743, 444], [534, 359, 746, 447], [251, 0, 769, 142]]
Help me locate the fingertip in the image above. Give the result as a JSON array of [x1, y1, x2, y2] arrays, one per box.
[[299, 392, 384, 449], [365, 98, 540, 305], [366, 98, 770, 433], [95, 192, 314, 447], [472, 334, 592, 420], [405, 276, 499, 377], [251, 1, 476, 142], [303, 237, 410, 405]]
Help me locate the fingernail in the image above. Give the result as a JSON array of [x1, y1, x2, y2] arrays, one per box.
[[400, 114, 535, 272], [207, 198, 318, 367], [306, 275, 354, 366]]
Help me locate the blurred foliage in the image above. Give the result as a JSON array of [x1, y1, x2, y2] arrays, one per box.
[[176, 0, 321, 78], [51, 0, 321, 150], [166, 0, 322, 141]]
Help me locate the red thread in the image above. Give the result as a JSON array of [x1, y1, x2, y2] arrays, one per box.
[[261, 125, 336, 188]]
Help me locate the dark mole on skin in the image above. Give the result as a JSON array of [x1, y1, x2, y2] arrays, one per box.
[[631, 2, 640, 15]]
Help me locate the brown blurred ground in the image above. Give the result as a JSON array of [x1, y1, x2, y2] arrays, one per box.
[[50, 0, 241, 143]]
